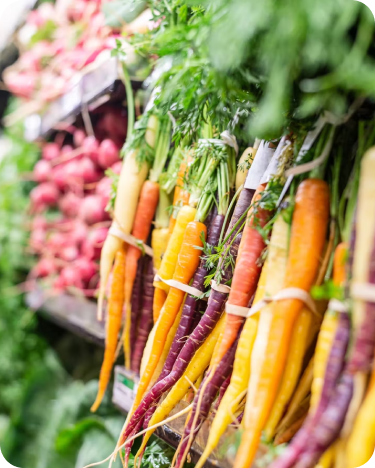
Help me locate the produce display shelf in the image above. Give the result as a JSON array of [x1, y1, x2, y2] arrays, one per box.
[[22, 54, 143, 141], [26, 287, 105, 346]]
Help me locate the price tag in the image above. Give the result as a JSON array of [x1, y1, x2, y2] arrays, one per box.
[[244, 141, 275, 190], [260, 136, 288, 184], [113, 366, 139, 412]]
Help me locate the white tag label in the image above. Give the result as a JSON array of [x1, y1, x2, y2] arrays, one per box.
[[261, 136, 288, 184], [112, 366, 139, 412], [244, 140, 275, 190]]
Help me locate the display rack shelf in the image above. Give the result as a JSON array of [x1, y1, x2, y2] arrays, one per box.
[[26, 287, 105, 346]]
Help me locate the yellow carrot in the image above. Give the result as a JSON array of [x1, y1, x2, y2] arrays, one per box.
[[98, 115, 159, 321], [346, 367, 375, 468], [264, 306, 313, 441]]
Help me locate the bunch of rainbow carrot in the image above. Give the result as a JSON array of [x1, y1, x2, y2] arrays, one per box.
[[91, 105, 375, 468]]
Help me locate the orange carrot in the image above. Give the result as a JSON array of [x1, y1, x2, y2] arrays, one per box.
[[124, 180, 160, 369], [233, 178, 330, 468], [91, 249, 126, 412], [213, 184, 271, 366], [153, 288, 167, 323], [132, 220, 207, 410]]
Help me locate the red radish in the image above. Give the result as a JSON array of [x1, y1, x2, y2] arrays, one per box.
[[98, 139, 120, 168], [48, 232, 71, 251], [100, 110, 128, 142], [64, 159, 84, 187], [79, 195, 108, 225], [95, 176, 111, 209], [111, 161, 122, 174], [59, 192, 81, 218], [32, 257, 57, 278], [82, 136, 100, 164], [33, 160, 51, 183], [19, 51, 41, 72], [61, 145, 74, 156], [30, 183, 59, 211], [82, 227, 108, 260], [59, 267, 83, 289], [30, 229, 46, 252], [74, 129, 86, 148], [70, 220, 88, 246], [51, 164, 68, 191], [75, 257, 97, 283], [79, 157, 102, 183], [43, 143, 60, 162], [4, 72, 36, 99], [60, 245, 79, 262]]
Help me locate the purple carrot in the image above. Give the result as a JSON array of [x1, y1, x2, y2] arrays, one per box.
[[349, 227, 375, 373], [131, 258, 154, 374], [174, 336, 240, 468], [124, 418, 144, 468], [270, 312, 351, 468], [121, 191, 250, 442], [213, 373, 232, 412], [294, 372, 353, 468], [230, 410, 243, 427], [130, 258, 144, 355]]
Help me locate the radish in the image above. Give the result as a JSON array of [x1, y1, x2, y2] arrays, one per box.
[[95, 176, 111, 209], [43, 143, 60, 162], [98, 139, 120, 168], [59, 245, 79, 262], [32, 257, 57, 278], [79, 195, 108, 225], [51, 164, 68, 191], [30, 183, 59, 211], [4, 71, 36, 99], [70, 220, 88, 246], [82, 136, 100, 164], [111, 161, 122, 174], [33, 160, 51, 183], [30, 229, 46, 252], [58, 267, 83, 290], [74, 257, 97, 284], [100, 109, 128, 142], [82, 227, 108, 260], [73, 129, 86, 148], [79, 157, 102, 184], [48, 231, 71, 251], [59, 192, 81, 218]]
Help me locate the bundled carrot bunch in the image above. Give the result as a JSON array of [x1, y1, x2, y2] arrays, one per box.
[[91, 99, 375, 468]]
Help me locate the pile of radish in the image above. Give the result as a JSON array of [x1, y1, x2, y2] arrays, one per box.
[[29, 119, 124, 296], [3, 0, 119, 102]]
